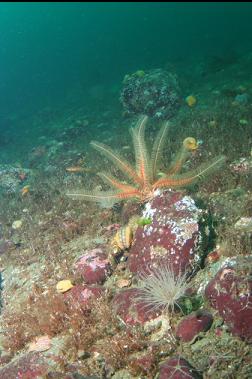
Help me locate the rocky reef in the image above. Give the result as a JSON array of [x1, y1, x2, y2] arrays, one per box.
[[1, 52, 252, 378]]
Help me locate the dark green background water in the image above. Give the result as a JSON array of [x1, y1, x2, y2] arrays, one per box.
[[1, 2, 252, 120]]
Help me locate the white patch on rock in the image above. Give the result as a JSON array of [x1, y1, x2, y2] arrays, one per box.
[[142, 202, 156, 220], [174, 196, 198, 213]]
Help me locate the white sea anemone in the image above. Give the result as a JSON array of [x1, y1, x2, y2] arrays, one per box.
[[135, 264, 190, 314]]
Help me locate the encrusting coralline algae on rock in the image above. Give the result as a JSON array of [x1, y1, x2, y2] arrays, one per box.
[[205, 255, 252, 342], [74, 247, 112, 284], [158, 356, 203, 379], [112, 189, 208, 327], [175, 310, 213, 342], [128, 189, 205, 276]]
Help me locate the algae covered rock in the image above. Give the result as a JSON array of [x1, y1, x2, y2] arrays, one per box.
[[175, 310, 213, 342], [120, 68, 181, 119], [158, 356, 202, 379], [113, 288, 160, 326], [0, 165, 31, 194], [64, 284, 105, 309], [74, 247, 112, 284], [205, 256, 252, 342], [0, 352, 49, 379], [128, 190, 205, 277]]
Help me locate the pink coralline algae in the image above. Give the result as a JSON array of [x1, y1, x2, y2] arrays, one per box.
[[113, 288, 161, 325], [64, 284, 104, 309], [74, 247, 112, 284], [175, 310, 213, 342], [0, 352, 48, 379], [158, 356, 202, 379], [128, 190, 203, 276], [130, 352, 156, 375], [205, 256, 252, 342]]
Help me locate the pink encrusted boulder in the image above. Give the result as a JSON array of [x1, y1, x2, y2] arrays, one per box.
[[0, 352, 49, 379], [113, 288, 160, 325], [158, 356, 202, 379], [128, 190, 203, 276], [74, 247, 112, 284], [175, 310, 213, 342], [205, 256, 252, 342], [130, 352, 156, 375], [64, 284, 105, 309]]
